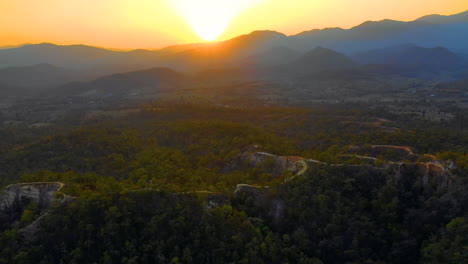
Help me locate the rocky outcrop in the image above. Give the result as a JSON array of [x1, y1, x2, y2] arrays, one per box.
[[0, 182, 74, 238], [306, 155, 457, 192], [205, 193, 230, 210], [0, 182, 64, 211], [223, 152, 307, 177], [198, 192, 230, 210], [20, 213, 50, 238], [231, 157, 458, 228], [227, 149, 456, 193], [389, 161, 456, 191]]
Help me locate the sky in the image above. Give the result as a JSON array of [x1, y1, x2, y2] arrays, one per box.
[[0, 0, 467, 49]]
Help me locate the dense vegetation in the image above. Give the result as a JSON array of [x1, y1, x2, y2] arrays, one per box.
[[0, 103, 466, 263]]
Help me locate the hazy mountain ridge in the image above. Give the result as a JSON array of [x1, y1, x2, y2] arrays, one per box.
[[0, 44, 30, 50], [0, 63, 93, 88], [56, 67, 190, 98], [0, 10, 466, 102], [0, 10, 466, 75], [240, 46, 302, 67], [354, 44, 466, 77], [294, 47, 356, 71], [416, 10, 468, 24], [290, 11, 468, 53], [0, 43, 121, 69]]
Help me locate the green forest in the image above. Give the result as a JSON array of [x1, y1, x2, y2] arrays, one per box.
[[0, 103, 466, 264]]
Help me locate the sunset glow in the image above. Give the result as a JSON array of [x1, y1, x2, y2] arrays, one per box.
[[0, 0, 466, 49], [165, 0, 263, 41]]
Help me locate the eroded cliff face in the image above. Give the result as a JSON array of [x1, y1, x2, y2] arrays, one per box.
[[224, 150, 457, 192], [0, 182, 68, 238], [222, 152, 307, 177], [1, 151, 458, 238], [389, 162, 456, 191], [0, 182, 64, 211], [229, 151, 459, 228], [192, 191, 230, 210], [205, 193, 230, 210]]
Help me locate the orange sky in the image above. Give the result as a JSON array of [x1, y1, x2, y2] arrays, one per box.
[[1, 0, 467, 49]]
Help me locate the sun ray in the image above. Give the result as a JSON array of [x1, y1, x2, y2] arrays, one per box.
[[164, 0, 263, 41]]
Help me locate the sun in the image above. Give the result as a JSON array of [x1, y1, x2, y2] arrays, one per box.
[[165, 0, 263, 41]]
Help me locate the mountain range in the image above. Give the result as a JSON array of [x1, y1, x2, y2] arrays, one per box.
[[0, 10, 466, 93]]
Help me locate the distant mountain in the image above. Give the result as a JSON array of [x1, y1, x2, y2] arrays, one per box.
[[0, 10, 467, 77], [0, 44, 29, 50], [213, 30, 288, 57], [74, 31, 288, 73], [79, 49, 167, 76], [0, 43, 120, 68], [57, 68, 189, 98], [293, 19, 427, 44], [252, 46, 359, 82], [382, 46, 462, 71], [0, 63, 90, 87], [135, 10, 468, 71], [295, 47, 356, 70], [353, 44, 417, 64], [161, 31, 288, 70], [290, 10, 468, 53], [348, 19, 429, 40], [355, 44, 465, 76], [416, 10, 468, 24], [240, 46, 301, 67]]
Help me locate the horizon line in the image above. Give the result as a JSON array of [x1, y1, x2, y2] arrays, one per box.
[[1, 9, 466, 52]]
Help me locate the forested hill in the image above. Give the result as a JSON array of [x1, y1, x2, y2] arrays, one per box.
[[0, 104, 466, 263]]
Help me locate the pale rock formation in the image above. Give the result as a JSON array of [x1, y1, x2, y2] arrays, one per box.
[[223, 152, 307, 177], [0, 182, 64, 210]]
